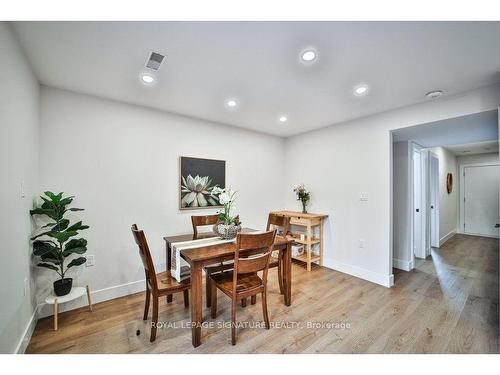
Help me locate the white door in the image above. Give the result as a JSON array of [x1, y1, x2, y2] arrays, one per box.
[[463, 164, 500, 237], [413, 149, 426, 258], [429, 154, 439, 247]]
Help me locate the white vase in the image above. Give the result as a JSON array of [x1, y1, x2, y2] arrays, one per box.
[[214, 223, 241, 240]]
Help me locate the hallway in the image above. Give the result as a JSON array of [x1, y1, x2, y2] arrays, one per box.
[[400, 234, 499, 353]]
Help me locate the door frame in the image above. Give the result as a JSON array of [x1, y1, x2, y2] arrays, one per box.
[[459, 161, 500, 238], [410, 141, 428, 262], [429, 151, 440, 248]]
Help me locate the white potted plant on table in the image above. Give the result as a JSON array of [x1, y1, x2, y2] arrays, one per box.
[[211, 187, 241, 239]]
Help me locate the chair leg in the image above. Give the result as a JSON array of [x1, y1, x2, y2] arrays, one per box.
[[278, 256, 284, 295], [183, 289, 189, 308], [151, 296, 159, 342], [251, 295, 256, 305], [231, 299, 237, 345], [241, 298, 247, 307], [210, 281, 217, 319], [143, 288, 150, 320], [262, 291, 270, 329], [206, 273, 212, 308]]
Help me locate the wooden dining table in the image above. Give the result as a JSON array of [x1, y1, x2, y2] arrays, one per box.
[[163, 228, 293, 347]]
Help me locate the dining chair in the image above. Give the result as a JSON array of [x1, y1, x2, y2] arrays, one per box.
[[191, 214, 234, 308], [191, 214, 219, 240], [266, 213, 291, 295], [210, 229, 277, 345], [131, 224, 190, 342]]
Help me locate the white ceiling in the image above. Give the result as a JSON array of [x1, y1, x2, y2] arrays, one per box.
[[12, 21, 500, 137], [392, 110, 498, 147], [445, 140, 499, 156]]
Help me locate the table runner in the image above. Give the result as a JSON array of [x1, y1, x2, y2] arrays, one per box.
[[170, 236, 234, 282]]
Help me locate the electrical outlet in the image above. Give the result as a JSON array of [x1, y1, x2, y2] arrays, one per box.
[[358, 239, 365, 248], [23, 277, 28, 297], [86, 255, 95, 267]]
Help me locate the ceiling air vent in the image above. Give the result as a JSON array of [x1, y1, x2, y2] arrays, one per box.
[[145, 52, 165, 71]]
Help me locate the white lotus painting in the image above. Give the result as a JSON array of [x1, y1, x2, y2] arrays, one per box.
[[179, 157, 226, 209]]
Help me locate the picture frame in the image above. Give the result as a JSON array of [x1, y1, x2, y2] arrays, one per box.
[[179, 156, 226, 210]]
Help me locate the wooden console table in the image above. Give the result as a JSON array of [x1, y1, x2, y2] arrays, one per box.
[[270, 211, 328, 271]]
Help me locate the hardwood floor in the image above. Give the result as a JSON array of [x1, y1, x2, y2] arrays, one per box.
[[26, 234, 499, 353]]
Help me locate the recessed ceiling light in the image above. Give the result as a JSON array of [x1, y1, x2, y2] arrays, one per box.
[[141, 73, 155, 84], [301, 49, 317, 62], [425, 90, 443, 99], [279, 115, 288, 123], [225, 98, 239, 110], [353, 84, 369, 96]]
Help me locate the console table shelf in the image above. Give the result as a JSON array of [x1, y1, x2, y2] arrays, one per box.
[[271, 210, 328, 271]]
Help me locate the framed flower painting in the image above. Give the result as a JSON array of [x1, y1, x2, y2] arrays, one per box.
[[179, 156, 226, 210]]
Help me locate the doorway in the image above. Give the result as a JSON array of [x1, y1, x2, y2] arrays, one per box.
[[460, 162, 500, 238]]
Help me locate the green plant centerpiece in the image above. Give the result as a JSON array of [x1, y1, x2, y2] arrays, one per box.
[[30, 191, 89, 296], [293, 183, 311, 213], [210, 187, 241, 240]]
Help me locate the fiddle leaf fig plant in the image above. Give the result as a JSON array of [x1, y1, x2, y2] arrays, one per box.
[[30, 192, 89, 280]]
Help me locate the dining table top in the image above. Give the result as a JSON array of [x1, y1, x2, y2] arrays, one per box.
[[163, 228, 292, 263]]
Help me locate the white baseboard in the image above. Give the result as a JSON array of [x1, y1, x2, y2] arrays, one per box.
[[14, 308, 38, 354], [38, 279, 146, 319], [439, 230, 456, 246], [35, 258, 395, 322], [323, 258, 394, 288], [457, 231, 500, 239], [393, 258, 414, 271]]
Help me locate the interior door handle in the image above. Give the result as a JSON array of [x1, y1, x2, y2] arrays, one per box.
[[416, 209, 420, 213], [430, 205, 434, 209], [495, 224, 499, 228]]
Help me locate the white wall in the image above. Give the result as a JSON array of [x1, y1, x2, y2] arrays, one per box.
[[0, 23, 40, 353], [392, 141, 412, 270], [284, 84, 500, 287], [428, 147, 459, 245], [37, 86, 285, 314]]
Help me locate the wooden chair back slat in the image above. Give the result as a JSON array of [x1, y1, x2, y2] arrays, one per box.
[[234, 230, 276, 275], [237, 253, 271, 274], [191, 214, 219, 239], [131, 224, 158, 291], [266, 213, 290, 237]]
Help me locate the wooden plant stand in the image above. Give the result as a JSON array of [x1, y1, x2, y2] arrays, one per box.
[[270, 211, 328, 271], [44, 285, 93, 330]]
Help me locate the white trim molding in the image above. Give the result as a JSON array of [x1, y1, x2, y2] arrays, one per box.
[[324, 258, 394, 288], [440, 230, 456, 246], [393, 258, 414, 271], [14, 308, 38, 354]]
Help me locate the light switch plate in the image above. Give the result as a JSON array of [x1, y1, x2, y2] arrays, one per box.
[[23, 277, 28, 296], [20, 180, 26, 198]]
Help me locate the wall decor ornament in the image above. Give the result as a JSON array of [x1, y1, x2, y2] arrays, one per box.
[[447, 173, 453, 194], [179, 156, 226, 210]]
